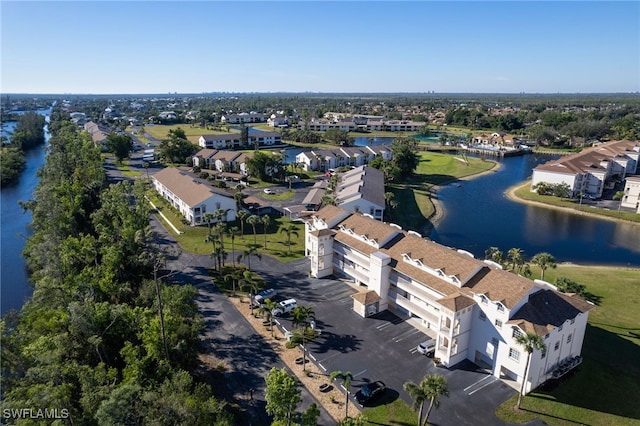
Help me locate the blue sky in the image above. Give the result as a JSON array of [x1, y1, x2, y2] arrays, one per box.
[[1, 1, 638, 94]]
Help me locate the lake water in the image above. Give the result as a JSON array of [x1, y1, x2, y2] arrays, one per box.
[[429, 154, 640, 266], [1, 108, 51, 316]]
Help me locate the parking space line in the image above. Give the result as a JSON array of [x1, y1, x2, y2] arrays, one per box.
[[468, 377, 497, 395], [463, 374, 492, 391], [353, 369, 367, 378], [393, 329, 421, 342], [377, 322, 392, 330], [309, 354, 316, 361], [319, 363, 326, 372]]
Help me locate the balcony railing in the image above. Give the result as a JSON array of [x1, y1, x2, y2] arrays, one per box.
[[390, 292, 439, 324]]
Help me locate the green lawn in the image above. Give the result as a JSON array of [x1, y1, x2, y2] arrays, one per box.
[[146, 191, 306, 262], [495, 264, 640, 425], [144, 124, 236, 144], [388, 152, 497, 231]]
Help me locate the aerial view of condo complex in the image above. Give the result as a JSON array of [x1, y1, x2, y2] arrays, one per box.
[[1, 1, 638, 426]]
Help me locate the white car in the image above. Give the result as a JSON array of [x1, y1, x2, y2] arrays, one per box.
[[417, 339, 436, 356], [272, 299, 297, 316], [263, 188, 275, 194]]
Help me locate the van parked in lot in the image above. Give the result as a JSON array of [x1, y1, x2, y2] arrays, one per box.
[[272, 299, 297, 316]]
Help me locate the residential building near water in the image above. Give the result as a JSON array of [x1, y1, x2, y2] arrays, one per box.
[[151, 168, 236, 226], [531, 140, 640, 199], [305, 206, 594, 394]]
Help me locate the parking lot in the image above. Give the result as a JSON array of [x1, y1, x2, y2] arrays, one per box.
[[253, 256, 527, 425]]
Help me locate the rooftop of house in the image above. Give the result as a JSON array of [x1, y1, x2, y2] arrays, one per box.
[[152, 168, 233, 206], [507, 289, 595, 335]]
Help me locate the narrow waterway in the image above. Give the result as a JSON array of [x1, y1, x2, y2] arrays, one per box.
[[1, 108, 51, 316], [429, 154, 640, 266]]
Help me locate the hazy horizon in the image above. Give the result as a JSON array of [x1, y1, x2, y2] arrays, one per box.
[[2, 2, 638, 94]]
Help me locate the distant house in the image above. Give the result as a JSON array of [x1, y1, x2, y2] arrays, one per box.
[[621, 175, 640, 213], [84, 121, 109, 151], [221, 112, 267, 124], [267, 114, 289, 128], [531, 140, 640, 198], [295, 145, 393, 172], [336, 166, 386, 220], [199, 134, 242, 150], [151, 168, 236, 226]]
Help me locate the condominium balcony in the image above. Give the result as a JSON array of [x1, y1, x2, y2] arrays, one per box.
[[391, 292, 439, 324]]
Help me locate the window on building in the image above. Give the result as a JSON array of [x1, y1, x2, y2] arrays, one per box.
[[558, 325, 563, 331], [495, 319, 503, 328], [554, 341, 560, 351], [544, 333, 549, 339], [509, 348, 520, 361], [491, 337, 499, 346], [497, 303, 505, 312], [480, 295, 488, 304], [570, 318, 575, 325], [567, 334, 572, 344], [541, 348, 547, 359], [512, 328, 523, 339], [479, 311, 486, 321]]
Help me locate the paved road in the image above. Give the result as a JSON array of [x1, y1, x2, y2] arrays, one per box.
[[106, 156, 335, 425]]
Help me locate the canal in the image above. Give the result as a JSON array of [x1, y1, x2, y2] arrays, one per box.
[[1, 107, 51, 315]]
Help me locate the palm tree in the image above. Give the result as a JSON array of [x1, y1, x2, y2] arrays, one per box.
[[236, 210, 249, 238], [613, 190, 626, 213], [238, 269, 260, 314], [485, 246, 505, 266], [515, 331, 546, 409], [404, 380, 428, 426], [237, 244, 262, 271], [330, 370, 354, 420], [233, 191, 244, 210], [279, 223, 299, 254], [224, 267, 244, 296], [261, 214, 271, 249], [259, 298, 279, 337], [531, 252, 557, 280], [507, 248, 525, 272], [247, 214, 261, 245], [291, 305, 315, 371], [228, 226, 240, 266], [418, 374, 449, 425]]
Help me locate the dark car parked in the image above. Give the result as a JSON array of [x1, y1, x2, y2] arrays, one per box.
[[354, 381, 386, 407]]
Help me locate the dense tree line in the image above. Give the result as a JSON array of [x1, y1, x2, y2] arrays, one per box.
[[0, 111, 46, 187], [1, 116, 231, 424]]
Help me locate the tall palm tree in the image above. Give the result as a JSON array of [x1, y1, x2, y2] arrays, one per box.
[[330, 370, 354, 420], [531, 252, 557, 280], [236, 210, 249, 238], [238, 269, 260, 314], [507, 248, 524, 272], [237, 244, 262, 271], [420, 374, 449, 425], [515, 332, 546, 409], [224, 267, 244, 296], [279, 223, 299, 254], [214, 221, 227, 251], [247, 214, 261, 245], [404, 380, 428, 426], [261, 214, 271, 249], [228, 226, 240, 266], [613, 190, 626, 213], [259, 298, 279, 337], [233, 191, 244, 210], [291, 305, 315, 371]]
